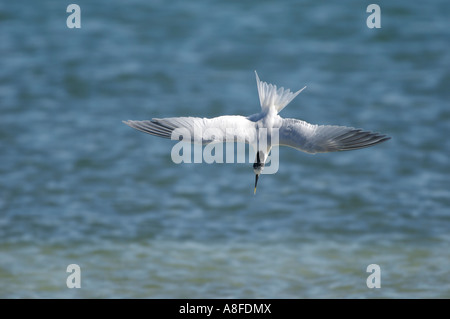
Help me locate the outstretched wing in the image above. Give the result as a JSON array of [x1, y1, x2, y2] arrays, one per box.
[[255, 71, 306, 113], [278, 118, 390, 154], [123, 116, 257, 145]]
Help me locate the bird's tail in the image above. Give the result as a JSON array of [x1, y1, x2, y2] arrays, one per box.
[[255, 71, 306, 114]]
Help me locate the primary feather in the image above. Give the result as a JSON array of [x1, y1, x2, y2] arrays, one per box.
[[123, 116, 257, 145], [278, 119, 390, 154]]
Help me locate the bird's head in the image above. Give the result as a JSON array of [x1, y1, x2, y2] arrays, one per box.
[[253, 151, 265, 194]]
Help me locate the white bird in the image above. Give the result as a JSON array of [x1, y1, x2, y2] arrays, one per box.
[[124, 71, 390, 194]]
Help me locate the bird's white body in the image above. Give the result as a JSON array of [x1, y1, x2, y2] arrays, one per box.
[[124, 71, 390, 193]]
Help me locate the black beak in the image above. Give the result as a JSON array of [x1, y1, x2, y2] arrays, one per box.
[[254, 174, 259, 194]]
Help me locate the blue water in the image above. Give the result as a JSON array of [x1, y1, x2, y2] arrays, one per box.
[[1, 0, 450, 298]]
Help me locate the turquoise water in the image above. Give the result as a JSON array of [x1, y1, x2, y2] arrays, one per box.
[[1, 0, 450, 298]]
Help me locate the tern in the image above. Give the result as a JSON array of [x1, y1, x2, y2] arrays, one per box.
[[124, 71, 390, 194]]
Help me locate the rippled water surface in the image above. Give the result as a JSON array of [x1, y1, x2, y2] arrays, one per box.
[[1, 0, 450, 298]]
